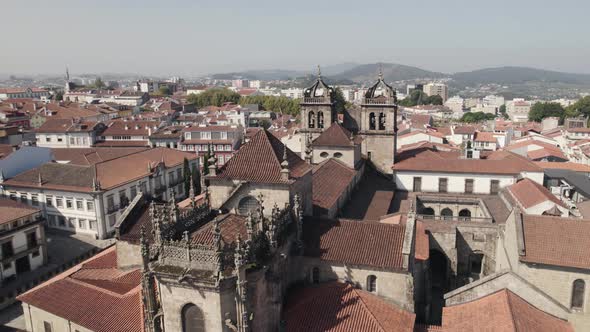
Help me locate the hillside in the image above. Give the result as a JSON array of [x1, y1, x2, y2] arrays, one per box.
[[331, 63, 446, 83], [451, 66, 590, 86]]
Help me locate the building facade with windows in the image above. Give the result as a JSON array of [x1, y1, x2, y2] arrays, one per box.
[[0, 198, 47, 285], [180, 124, 243, 166], [35, 119, 105, 149], [0, 148, 197, 239]]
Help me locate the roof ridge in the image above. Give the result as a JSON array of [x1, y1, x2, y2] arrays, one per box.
[[354, 287, 387, 332], [504, 289, 519, 332], [260, 129, 284, 169]]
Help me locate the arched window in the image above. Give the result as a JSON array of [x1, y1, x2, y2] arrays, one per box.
[[317, 111, 324, 129], [181, 303, 205, 332], [441, 208, 453, 221], [369, 112, 376, 130], [333, 152, 343, 158], [421, 207, 435, 220], [378, 112, 386, 130], [308, 111, 315, 128], [459, 209, 472, 221], [320, 152, 329, 158], [238, 195, 258, 216], [572, 279, 586, 310], [367, 275, 377, 292], [312, 267, 320, 284]]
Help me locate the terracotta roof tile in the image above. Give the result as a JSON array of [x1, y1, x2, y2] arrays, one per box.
[[442, 289, 573, 332], [312, 123, 360, 147], [520, 214, 590, 269], [507, 178, 565, 209], [17, 246, 143, 332], [215, 129, 311, 184], [36, 119, 100, 133], [312, 159, 357, 210], [304, 219, 407, 270], [474, 131, 496, 143], [190, 214, 247, 247], [284, 282, 415, 332], [393, 149, 541, 175], [51, 147, 149, 165], [534, 161, 590, 173], [0, 198, 40, 225]]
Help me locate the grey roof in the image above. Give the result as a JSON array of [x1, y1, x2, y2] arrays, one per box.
[[544, 168, 590, 198], [5, 163, 94, 191]]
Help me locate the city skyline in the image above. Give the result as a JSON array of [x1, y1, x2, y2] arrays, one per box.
[[2, 0, 590, 76]]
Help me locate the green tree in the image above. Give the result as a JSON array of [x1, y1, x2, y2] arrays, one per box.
[[183, 158, 191, 197], [92, 77, 105, 89], [426, 95, 443, 105], [566, 96, 590, 119], [187, 88, 240, 108], [528, 102, 565, 122], [158, 86, 171, 96], [239, 95, 300, 116], [54, 91, 64, 101], [499, 105, 508, 119], [460, 112, 496, 123], [334, 87, 347, 114]]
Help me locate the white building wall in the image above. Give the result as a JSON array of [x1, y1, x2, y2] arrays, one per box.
[[395, 171, 518, 194]]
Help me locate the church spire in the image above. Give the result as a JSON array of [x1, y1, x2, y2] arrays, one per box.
[[317, 64, 322, 79]]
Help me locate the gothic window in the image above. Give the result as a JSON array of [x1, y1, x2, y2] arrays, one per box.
[[317, 111, 324, 129], [572, 279, 585, 310], [441, 208, 453, 220], [378, 112, 385, 130], [367, 275, 377, 292], [459, 209, 472, 221], [181, 303, 205, 332], [421, 207, 435, 220], [308, 111, 315, 128], [238, 195, 258, 216], [312, 267, 320, 284], [369, 112, 376, 130]]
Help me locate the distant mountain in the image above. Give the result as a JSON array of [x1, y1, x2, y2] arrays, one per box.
[[331, 63, 446, 83], [211, 69, 304, 81], [451, 66, 590, 86]]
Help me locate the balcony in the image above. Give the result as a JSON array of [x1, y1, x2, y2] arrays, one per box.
[[301, 97, 331, 105], [416, 214, 492, 223], [362, 98, 396, 106]]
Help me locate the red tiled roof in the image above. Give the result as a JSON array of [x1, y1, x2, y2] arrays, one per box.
[[312, 159, 357, 210], [0, 198, 40, 225], [284, 282, 415, 332], [526, 148, 566, 160], [17, 246, 143, 332], [51, 147, 148, 166], [304, 219, 407, 270], [507, 178, 565, 209], [36, 119, 100, 133], [534, 161, 590, 173], [414, 221, 429, 261], [474, 131, 497, 143], [442, 289, 573, 332], [102, 120, 160, 136], [393, 149, 542, 175], [93, 140, 150, 147], [453, 126, 476, 135], [190, 214, 247, 247], [214, 129, 311, 184], [312, 122, 360, 147], [520, 215, 590, 269]]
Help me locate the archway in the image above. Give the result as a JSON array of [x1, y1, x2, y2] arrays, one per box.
[[317, 111, 324, 129], [378, 112, 385, 130], [237, 195, 258, 216], [369, 112, 376, 130], [441, 208, 453, 221], [308, 111, 315, 128], [181, 303, 205, 332], [421, 207, 435, 219], [429, 249, 448, 325], [459, 209, 471, 221]]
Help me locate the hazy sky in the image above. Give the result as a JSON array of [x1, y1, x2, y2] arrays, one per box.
[[2, 0, 589, 76]]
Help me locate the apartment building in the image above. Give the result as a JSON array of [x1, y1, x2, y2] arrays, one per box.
[[180, 125, 243, 165]]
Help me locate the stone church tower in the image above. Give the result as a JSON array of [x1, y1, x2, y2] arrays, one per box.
[[358, 72, 398, 174], [299, 67, 336, 156]]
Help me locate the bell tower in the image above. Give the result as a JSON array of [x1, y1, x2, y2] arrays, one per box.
[[299, 66, 336, 156], [359, 67, 399, 174]]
